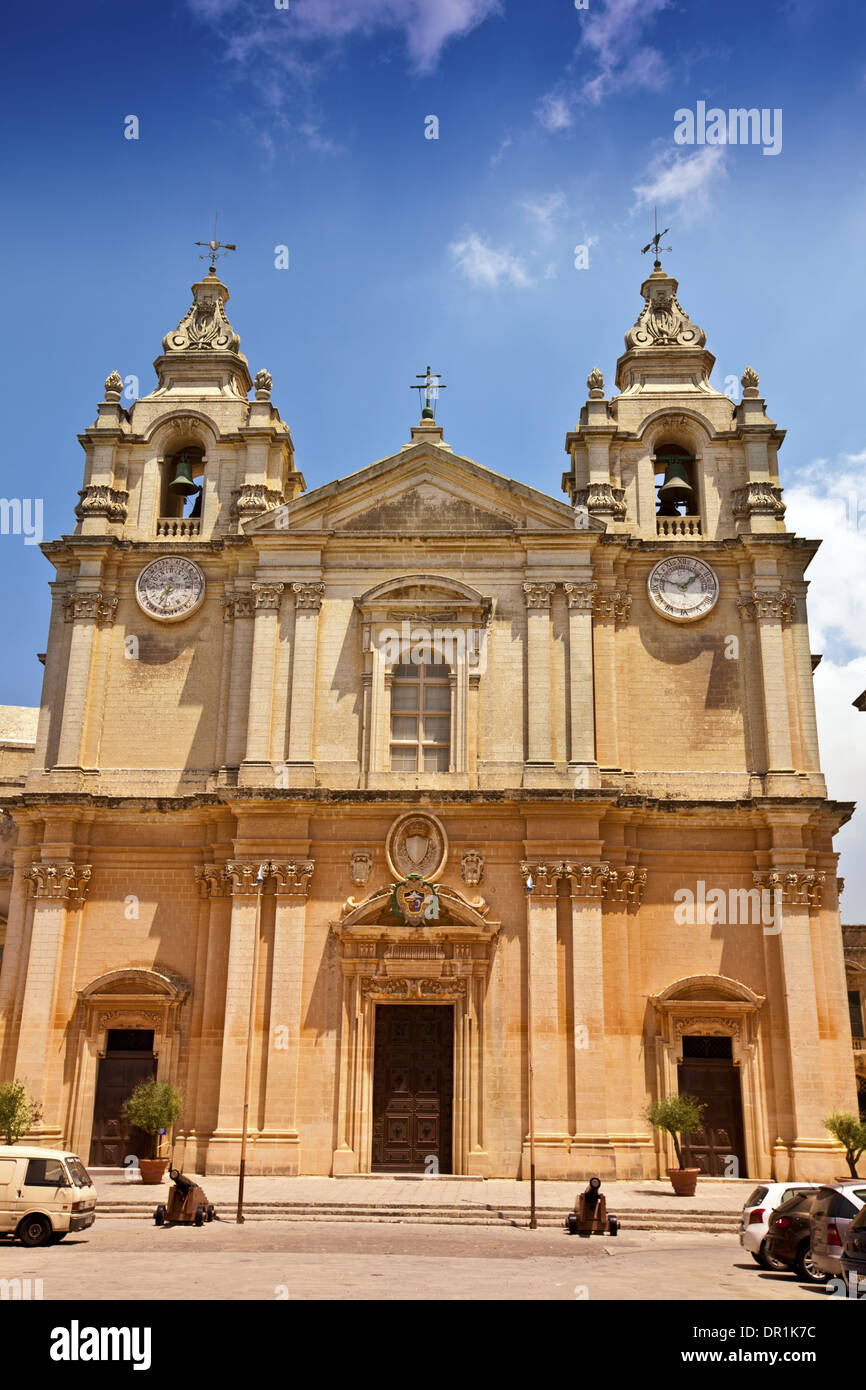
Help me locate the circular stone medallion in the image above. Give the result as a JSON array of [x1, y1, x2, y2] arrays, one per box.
[[135, 556, 206, 623], [386, 812, 448, 882]]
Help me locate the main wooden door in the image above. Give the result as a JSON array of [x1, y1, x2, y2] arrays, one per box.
[[89, 1030, 157, 1166], [678, 1037, 746, 1177], [372, 1005, 453, 1173]]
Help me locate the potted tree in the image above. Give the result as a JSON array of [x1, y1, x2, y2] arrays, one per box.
[[648, 1094, 706, 1196], [123, 1081, 182, 1184], [824, 1110, 866, 1179], [0, 1080, 42, 1145]]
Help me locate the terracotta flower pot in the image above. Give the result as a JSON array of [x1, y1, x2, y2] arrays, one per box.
[[138, 1157, 170, 1185], [667, 1167, 700, 1196]]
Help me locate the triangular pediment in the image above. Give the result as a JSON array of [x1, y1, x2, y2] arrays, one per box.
[[245, 442, 598, 537]]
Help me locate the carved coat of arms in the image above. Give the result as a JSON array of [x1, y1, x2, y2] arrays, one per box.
[[391, 875, 440, 926]]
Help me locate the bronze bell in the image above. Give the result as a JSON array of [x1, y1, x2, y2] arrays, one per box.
[[167, 452, 199, 497], [656, 456, 695, 516]]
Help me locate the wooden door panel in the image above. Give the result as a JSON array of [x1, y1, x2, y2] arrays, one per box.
[[372, 1005, 453, 1173], [677, 1058, 746, 1177], [89, 1055, 156, 1166]]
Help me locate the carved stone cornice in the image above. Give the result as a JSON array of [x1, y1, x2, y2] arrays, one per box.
[[24, 861, 91, 905], [563, 581, 597, 611], [222, 592, 254, 621], [231, 484, 286, 522], [738, 588, 794, 624], [252, 582, 285, 611], [523, 583, 555, 610], [753, 869, 825, 908], [292, 582, 325, 612], [271, 860, 315, 896], [732, 483, 785, 520], [74, 486, 129, 523], [63, 592, 118, 627], [592, 589, 632, 624], [573, 483, 626, 519]]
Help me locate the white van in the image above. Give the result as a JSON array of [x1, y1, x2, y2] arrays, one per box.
[[0, 1146, 97, 1246]]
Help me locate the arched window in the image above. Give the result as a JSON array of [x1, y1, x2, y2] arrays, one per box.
[[653, 441, 698, 518], [160, 448, 205, 521], [389, 662, 451, 772]]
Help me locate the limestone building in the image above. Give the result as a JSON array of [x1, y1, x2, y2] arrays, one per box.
[[0, 257, 859, 1180]]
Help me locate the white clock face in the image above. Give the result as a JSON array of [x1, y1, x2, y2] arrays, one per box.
[[647, 555, 719, 622], [135, 557, 206, 623]]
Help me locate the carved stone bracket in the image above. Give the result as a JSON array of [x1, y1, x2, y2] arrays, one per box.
[[64, 592, 119, 627], [461, 850, 484, 886], [523, 583, 555, 610], [24, 861, 92, 906], [753, 869, 825, 908], [74, 486, 129, 523], [573, 483, 627, 520], [732, 483, 785, 520], [252, 582, 285, 610], [738, 588, 794, 624], [292, 582, 325, 612]]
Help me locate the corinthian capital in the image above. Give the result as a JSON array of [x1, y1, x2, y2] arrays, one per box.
[[24, 861, 91, 905], [292, 582, 324, 611], [738, 588, 794, 624], [64, 592, 119, 627], [592, 589, 631, 624], [271, 860, 315, 896], [523, 583, 555, 610], [252, 583, 285, 610], [563, 581, 597, 611]]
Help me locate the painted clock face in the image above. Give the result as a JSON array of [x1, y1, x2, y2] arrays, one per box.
[[135, 557, 206, 623], [647, 555, 719, 622]]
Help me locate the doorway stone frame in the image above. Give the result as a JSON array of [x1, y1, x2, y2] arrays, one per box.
[[330, 883, 499, 1176], [650, 974, 767, 1180]]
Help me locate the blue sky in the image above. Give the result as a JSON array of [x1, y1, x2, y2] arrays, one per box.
[[2, 0, 866, 908]]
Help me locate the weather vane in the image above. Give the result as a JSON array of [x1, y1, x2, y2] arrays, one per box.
[[641, 208, 671, 270], [195, 213, 237, 272], [410, 364, 446, 420]]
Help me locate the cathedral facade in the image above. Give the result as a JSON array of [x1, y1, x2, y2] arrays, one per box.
[[0, 260, 858, 1180]]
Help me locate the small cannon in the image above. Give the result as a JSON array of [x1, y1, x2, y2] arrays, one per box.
[[566, 1176, 618, 1237], [154, 1168, 215, 1228]]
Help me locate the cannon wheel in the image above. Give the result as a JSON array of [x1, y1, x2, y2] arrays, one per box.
[[154, 1205, 166, 1226], [608, 1216, 618, 1237], [206, 1205, 215, 1223], [194, 1204, 205, 1227]]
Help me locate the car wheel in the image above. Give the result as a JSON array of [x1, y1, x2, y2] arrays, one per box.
[[18, 1215, 52, 1248], [757, 1239, 788, 1272], [795, 1243, 827, 1285]]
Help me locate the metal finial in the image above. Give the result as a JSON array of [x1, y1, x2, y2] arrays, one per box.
[[410, 364, 447, 420], [194, 213, 237, 273], [641, 207, 671, 271]]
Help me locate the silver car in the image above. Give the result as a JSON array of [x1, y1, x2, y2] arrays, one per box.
[[809, 1182, 866, 1278]]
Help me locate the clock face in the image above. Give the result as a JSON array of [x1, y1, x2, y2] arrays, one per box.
[[135, 557, 206, 623], [647, 555, 719, 622]]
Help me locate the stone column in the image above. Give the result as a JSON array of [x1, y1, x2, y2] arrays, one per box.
[[520, 862, 569, 1177], [591, 587, 630, 772], [55, 593, 117, 770], [523, 584, 555, 782], [563, 582, 598, 780], [214, 862, 266, 1151], [240, 583, 285, 784], [263, 860, 315, 1172], [15, 863, 91, 1129], [286, 583, 324, 787], [562, 863, 615, 1173], [223, 593, 255, 770], [740, 589, 797, 792]]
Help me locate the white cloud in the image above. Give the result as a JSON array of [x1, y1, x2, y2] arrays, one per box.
[[536, 0, 671, 129], [449, 233, 533, 289], [633, 146, 727, 221], [536, 92, 575, 132], [189, 0, 501, 75], [519, 191, 567, 239]]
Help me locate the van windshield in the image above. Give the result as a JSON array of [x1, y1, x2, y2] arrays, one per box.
[[65, 1157, 93, 1188]]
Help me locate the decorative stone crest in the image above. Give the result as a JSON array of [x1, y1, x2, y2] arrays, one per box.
[[254, 369, 273, 400], [753, 870, 824, 908], [75, 486, 129, 523], [292, 582, 325, 612], [461, 850, 484, 886], [386, 811, 448, 882], [625, 271, 707, 350], [252, 583, 285, 610], [731, 483, 785, 520], [163, 280, 240, 354], [523, 583, 556, 610], [103, 371, 123, 402], [349, 851, 373, 886], [24, 862, 91, 905], [573, 483, 627, 520]]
